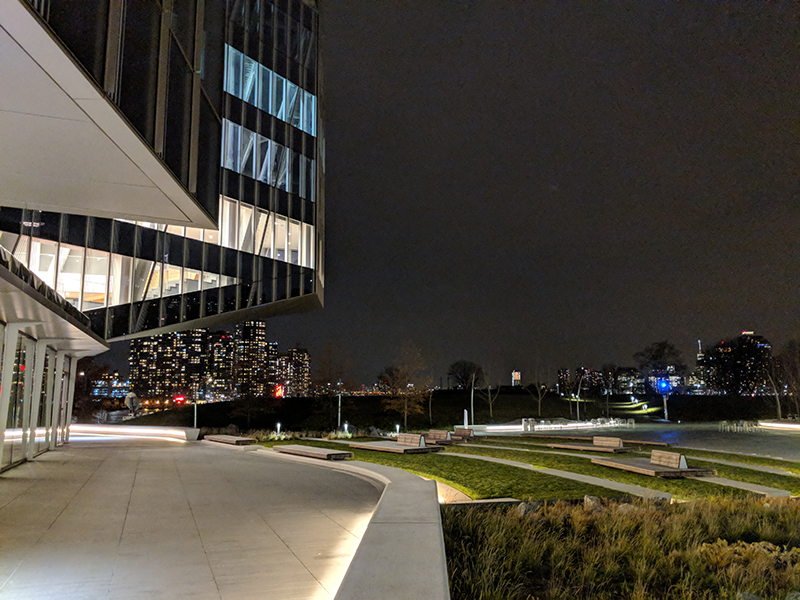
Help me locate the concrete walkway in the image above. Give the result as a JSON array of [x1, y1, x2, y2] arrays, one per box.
[[0, 438, 381, 599]]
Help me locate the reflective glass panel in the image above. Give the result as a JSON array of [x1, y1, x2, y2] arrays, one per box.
[[56, 243, 84, 307], [221, 198, 237, 249], [132, 258, 154, 302], [14, 235, 30, 267], [185, 227, 203, 241], [303, 223, 314, 268], [109, 253, 132, 306], [223, 120, 240, 171], [29, 238, 58, 287], [238, 204, 254, 254], [273, 74, 285, 120], [242, 55, 259, 105], [225, 45, 242, 97], [259, 64, 272, 114], [162, 265, 182, 297], [255, 210, 274, 258], [82, 248, 109, 310], [287, 219, 301, 265], [202, 272, 219, 290], [183, 268, 201, 293], [239, 128, 256, 178], [274, 215, 287, 262], [257, 136, 272, 184]]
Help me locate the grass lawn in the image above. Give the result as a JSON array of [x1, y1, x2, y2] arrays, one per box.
[[442, 444, 753, 501], [260, 439, 622, 501]]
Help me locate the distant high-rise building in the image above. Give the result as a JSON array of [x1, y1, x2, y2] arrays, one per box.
[[130, 329, 207, 400], [235, 322, 274, 397], [704, 331, 773, 395], [90, 372, 129, 401], [287, 348, 311, 396], [207, 332, 237, 400]]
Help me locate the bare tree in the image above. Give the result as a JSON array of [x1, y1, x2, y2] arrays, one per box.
[[448, 360, 484, 389], [779, 341, 800, 415], [524, 358, 549, 417], [476, 364, 502, 420], [380, 342, 430, 430]]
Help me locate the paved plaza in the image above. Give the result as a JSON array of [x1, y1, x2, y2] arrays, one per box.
[[609, 423, 800, 462], [0, 438, 381, 599]]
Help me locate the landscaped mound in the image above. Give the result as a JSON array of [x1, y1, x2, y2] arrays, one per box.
[[442, 497, 800, 600]]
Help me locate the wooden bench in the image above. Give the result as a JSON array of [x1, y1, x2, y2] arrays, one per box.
[[424, 430, 454, 445], [451, 427, 475, 441], [397, 433, 426, 447], [591, 450, 717, 478], [547, 436, 627, 453], [273, 444, 353, 460]]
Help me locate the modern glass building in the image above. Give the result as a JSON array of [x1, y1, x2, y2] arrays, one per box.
[[0, 0, 324, 471]]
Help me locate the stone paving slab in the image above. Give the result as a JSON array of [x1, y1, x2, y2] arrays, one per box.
[[702, 477, 791, 497], [0, 438, 381, 599]]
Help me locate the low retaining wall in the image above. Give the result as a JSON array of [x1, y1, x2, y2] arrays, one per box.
[[262, 449, 451, 600]]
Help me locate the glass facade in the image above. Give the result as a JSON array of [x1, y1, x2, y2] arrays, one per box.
[[0, 0, 323, 342], [0, 0, 323, 470]]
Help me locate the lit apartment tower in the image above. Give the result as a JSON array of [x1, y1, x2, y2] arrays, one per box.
[[0, 0, 323, 470], [207, 332, 237, 400], [235, 321, 274, 397], [286, 347, 311, 396], [129, 329, 207, 399]]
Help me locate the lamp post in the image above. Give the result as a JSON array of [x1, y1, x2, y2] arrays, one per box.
[[658, 379, 671, 420]]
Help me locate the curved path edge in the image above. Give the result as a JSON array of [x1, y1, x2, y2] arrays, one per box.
[[258, 448, 451, 600]]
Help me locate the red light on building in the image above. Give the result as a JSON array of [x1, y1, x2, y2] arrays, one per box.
[[174, 395, 186, 404], [274, 385, 284, 398]]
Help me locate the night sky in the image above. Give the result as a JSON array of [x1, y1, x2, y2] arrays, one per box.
[[106, 2, 800, 387]]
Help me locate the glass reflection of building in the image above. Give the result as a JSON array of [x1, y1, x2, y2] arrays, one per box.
[[0, 0, 323, 472]]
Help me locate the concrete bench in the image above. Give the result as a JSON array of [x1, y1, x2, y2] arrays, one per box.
[[204, 434, 256, 446], [423, 430, 454, 445], [273, 444, 353, 460], [547, 436, 627, 453], [591, 450, 717, 478], [349, 433, 443, 454]]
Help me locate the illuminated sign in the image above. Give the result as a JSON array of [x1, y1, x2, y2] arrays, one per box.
[[274, 385, 284, 398], [511, 371, 521, 386]]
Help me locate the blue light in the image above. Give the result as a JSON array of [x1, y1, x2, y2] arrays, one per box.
[[658, 380, 670, 391]]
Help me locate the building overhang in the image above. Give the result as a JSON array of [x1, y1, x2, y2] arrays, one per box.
[[0, 247, 108, 357], [110, 293, 323, 343], [0, 1, 217, 229]]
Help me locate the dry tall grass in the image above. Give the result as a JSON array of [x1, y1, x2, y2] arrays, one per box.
[[442, 497, 800, 600]]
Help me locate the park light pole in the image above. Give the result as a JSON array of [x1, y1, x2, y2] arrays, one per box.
[[658, 379, 671, 420]]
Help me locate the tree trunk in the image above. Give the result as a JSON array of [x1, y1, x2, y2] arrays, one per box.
[[428, 391, 433, 425], [404, 396, 408, 430]]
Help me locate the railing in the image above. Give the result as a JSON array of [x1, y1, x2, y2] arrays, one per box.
[[25, 0, 50, 21]]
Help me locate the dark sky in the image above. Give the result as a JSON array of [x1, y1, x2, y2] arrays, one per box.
[[106, 1, 800, 386]]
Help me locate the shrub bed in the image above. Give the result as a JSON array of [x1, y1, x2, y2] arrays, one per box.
[[443, 497, 800, 600]]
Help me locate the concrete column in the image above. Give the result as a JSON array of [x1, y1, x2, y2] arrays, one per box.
[[26, 339, 52, 459], [0, 322, 40, 456], [18, 337, 34, 457], [49, 351, 65, 450], [63, 356, 78, 442], [43, 348, 56, 447]]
